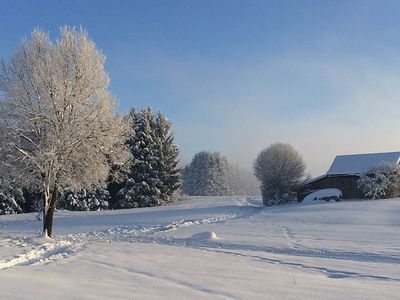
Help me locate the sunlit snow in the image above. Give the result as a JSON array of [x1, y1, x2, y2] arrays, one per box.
[[1, 196, 399, 299]]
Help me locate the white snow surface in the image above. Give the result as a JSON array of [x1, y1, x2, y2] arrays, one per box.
[[1, 196, 400, 299], [327, 151, 400, 175]]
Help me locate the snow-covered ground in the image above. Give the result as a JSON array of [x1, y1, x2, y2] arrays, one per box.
[[1, 196, 399, 299]]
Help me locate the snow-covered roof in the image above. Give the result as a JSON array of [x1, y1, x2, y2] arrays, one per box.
[[327, 151, 400, 175], [301, 174, 327, 185]]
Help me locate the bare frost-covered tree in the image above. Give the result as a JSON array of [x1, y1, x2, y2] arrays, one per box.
[[0, 27, 130, 236], [253, 143, 305, 205]]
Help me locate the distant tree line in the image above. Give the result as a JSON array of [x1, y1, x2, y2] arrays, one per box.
[[182, 151, 259, 196]]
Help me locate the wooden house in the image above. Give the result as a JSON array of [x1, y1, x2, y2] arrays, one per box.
[[298, 151, 400, 200]]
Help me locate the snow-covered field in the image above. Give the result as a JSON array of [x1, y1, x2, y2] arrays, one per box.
[[1, 196, 399, 299]]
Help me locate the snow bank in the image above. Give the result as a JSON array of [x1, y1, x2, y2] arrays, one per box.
[[190, 231, 218, 241]]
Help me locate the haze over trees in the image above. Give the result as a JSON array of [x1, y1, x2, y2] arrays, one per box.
[[182, 151, 230, 196], [253, 143, 306, 206], [0, 27, 130, 236], [116, 107, 181, 208], [182, 151, 259, 196], [227, 164, 260, 196]]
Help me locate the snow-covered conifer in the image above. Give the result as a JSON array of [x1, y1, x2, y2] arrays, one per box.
[[153, 113, 181, 203], [182, 151, 230, 196], [0, 184, 25, 215], [59, 187, 110, 211], [181, 165, 194, 196], [117, 107, 181, 208]]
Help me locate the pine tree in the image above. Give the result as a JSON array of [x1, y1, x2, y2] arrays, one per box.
[[154, 113, 181, 203], [58, 187, 110, 211], [182, 151, 230, 196], [181, 165, 194, 195], [117, 107, 181, 208], [0, 184, 25, 215], [213, 153, 231, 195]]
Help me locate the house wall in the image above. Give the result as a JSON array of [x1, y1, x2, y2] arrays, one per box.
[[298, 175, 365, 200]]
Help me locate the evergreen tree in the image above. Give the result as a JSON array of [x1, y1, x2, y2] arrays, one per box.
[[58, 187, 110, 211], [182, 151, 230, 196], [154, 113, 181, 203], [0, 184, 25, 215], [117, 107, 181, 208], [181, 165, 194, 196]]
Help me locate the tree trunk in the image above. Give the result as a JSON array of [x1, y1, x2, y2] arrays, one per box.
[[43, 183, 59, 237], [42, 194, 49, 233]]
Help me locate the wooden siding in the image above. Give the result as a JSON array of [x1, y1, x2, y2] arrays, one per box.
[[298, 175, 365, 200]]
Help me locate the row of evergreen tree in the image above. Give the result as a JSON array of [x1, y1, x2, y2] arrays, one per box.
[[0, 107, 182, 214], [1, 108, 261, 215]]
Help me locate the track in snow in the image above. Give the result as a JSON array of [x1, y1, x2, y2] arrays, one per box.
[[134, 234, 400, 283], [0, 239, 77, 270], [0, 203, 262, 269]]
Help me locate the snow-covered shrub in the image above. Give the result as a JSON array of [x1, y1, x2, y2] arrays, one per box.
[[59, 187, 110, 211], [253, 143, 306, 206], [0, 186, 25, 215], [357, 163, 400, 199]]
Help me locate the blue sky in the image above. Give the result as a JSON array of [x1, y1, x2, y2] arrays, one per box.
[[2, 0, 400, 175]]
